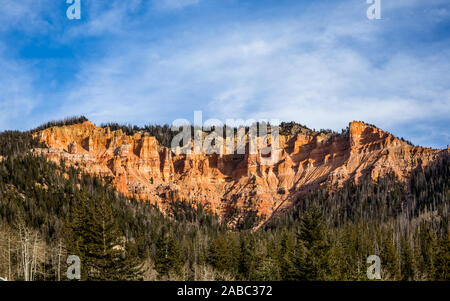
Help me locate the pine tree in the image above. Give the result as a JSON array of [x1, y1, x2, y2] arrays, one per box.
[[434, 232, 450, 281], [154, 229, 183, 279], [254, 257, 280, 281], [208, 234, 235, 274], [278, 232, 296, 280], [237, 234, 259, 279], [295, 205, 331, 280], [67, 194, 143, 281], [381, 230, 401, 280], [66, 193, 91, 280], [400, 236, 415, 281], [418, 224, 437, 279]]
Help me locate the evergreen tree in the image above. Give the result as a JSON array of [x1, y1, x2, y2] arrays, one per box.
[[254, 257, 280, 281], [67, 194, 143, 281], [295, 205, 331, 280], [380, 230, 401, 280], [66, 193, 91, 280], [434, 232, 450, 281], [208, 235, 235, 274], [418, 224, 437, 279], [237, 234, 259, 279], [278, 232, 296, 280], [0, 126, 448, 281], [400, 236, 415, 281], [154, 229, 183, 279]]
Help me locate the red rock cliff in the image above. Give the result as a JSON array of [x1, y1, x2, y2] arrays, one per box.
[[32, 121, 445, 225]]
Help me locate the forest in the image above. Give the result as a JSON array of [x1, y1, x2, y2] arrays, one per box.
[[0, 122, 448, 281]]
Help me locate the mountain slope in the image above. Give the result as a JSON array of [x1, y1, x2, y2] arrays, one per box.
[[32, 120, 447, 226], [0, 127, 448, 280]]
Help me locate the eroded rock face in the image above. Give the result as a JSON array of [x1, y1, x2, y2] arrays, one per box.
[[32, 121, 446, 225]]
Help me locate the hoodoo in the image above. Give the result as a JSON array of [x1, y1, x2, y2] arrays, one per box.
[[32, 120, 447, 226]]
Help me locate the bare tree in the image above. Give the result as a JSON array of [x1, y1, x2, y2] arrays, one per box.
[[16, 219, 45, 281], [0, 222, 15, 281]]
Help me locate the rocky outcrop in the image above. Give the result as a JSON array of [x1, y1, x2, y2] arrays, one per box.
[[32, 121, 446, 226]]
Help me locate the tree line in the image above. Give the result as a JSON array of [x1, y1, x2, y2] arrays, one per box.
[[0, 129, 448, 281]]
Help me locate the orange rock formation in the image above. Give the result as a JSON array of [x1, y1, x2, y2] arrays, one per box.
[[32, 121, 446, 225]]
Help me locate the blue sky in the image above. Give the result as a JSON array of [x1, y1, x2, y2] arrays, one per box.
[[0, 0, 449, 148]]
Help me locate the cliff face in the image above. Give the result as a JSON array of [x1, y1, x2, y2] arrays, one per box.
[[32, 121, 445, 225]]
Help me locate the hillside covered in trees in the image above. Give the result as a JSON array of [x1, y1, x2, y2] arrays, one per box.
[[0, 120, 448, 281]]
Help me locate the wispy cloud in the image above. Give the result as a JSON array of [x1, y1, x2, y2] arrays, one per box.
[[54, 2, 449, 147], [153, 0, 200, 10], [0, 0, 448, 147], [0, 44, 41, 130], [0, 0, 54, 33]]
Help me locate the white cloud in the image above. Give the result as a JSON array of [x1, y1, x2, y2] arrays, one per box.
[[153, 0, 200, 10], [57, 14, 449, 143], [63, 0, 145, 38], [0, 45, 40, 130], [383, 0, 450, 10], [0, 0, 447, 147], [0, 0, 55, 33]]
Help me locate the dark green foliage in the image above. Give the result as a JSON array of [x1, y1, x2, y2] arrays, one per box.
[[380, 230, 401, 280], [100, 123, 178, 148], [400, 236, 415, 281], [418, 224, 437, 279], [0, 131, 44, 156], [434, 232, 450, 280], [278, 232, 296, 280], [0, 129, 448, 281], [32, 116, 89, 133], [208, 234, 237, 274], [264, 155, 449, 281], [66, 195, 144, 281], [278, 122, 314, 136], [294, 205, 331, 280], [100, 121, 336, 148], [237, 234, 260, 279], [154, 228, 183, 279]]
